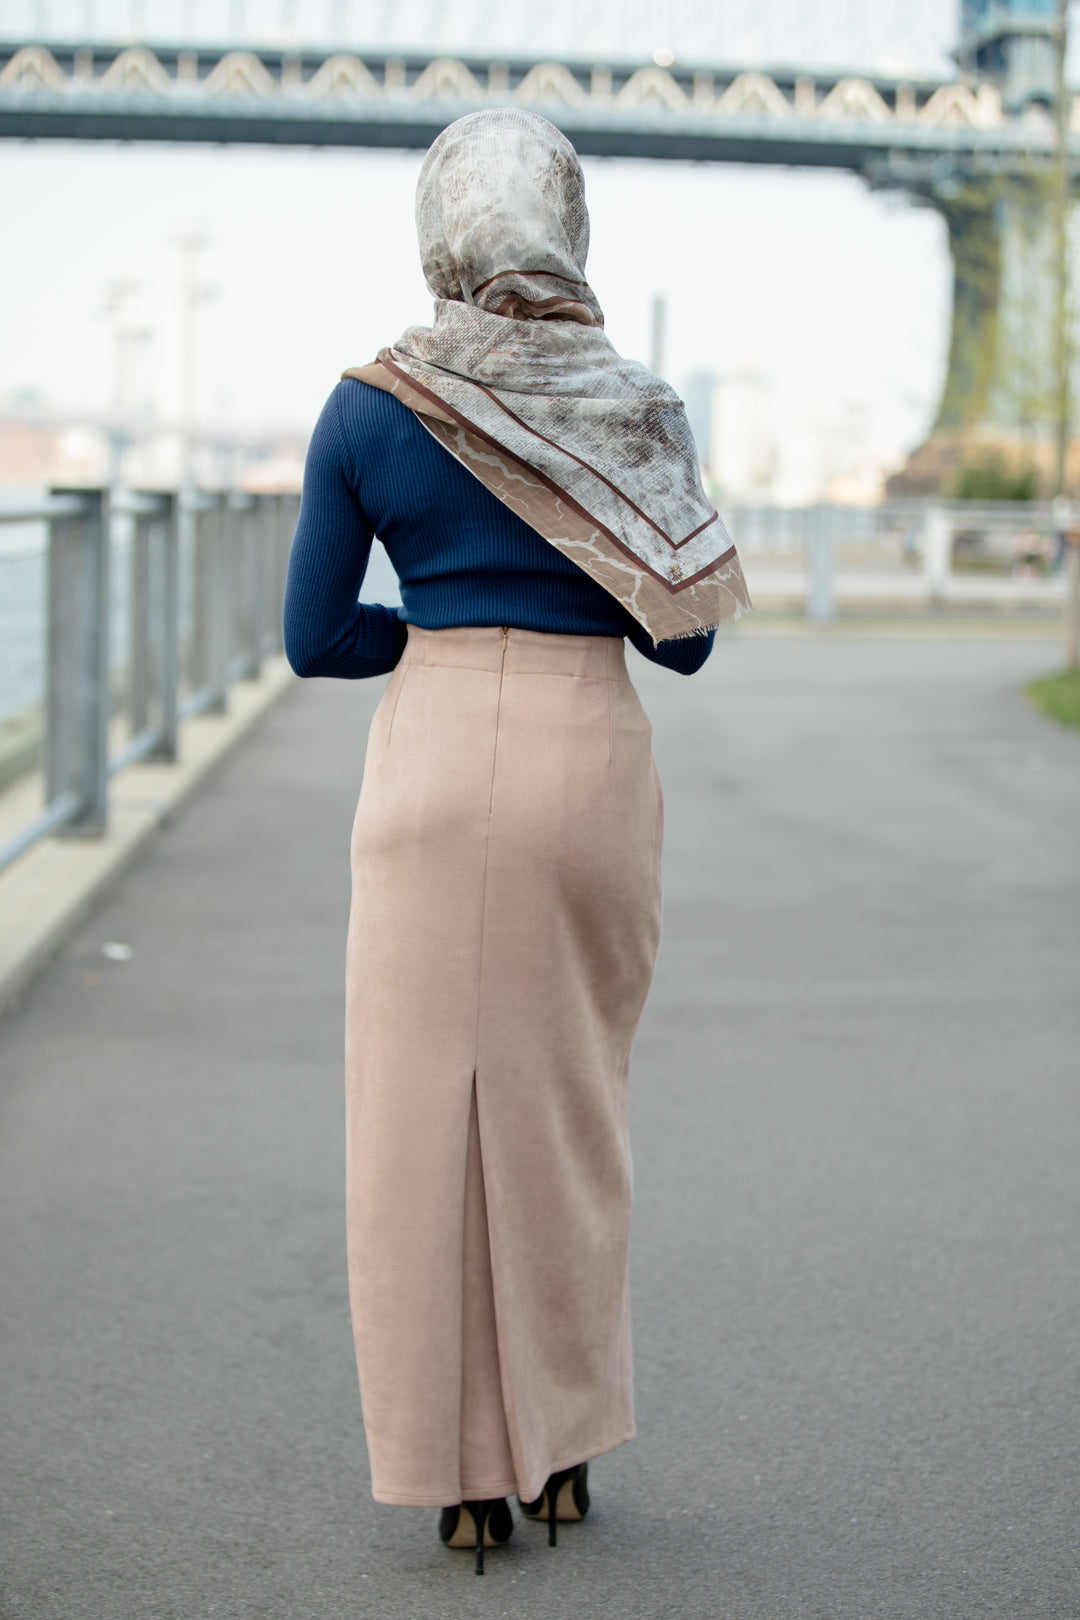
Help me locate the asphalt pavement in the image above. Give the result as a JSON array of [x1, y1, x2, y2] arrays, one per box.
[[1, 630, 1078, 1620]]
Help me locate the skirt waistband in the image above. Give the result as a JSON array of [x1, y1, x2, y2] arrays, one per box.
[[401, 624, 627, 680]]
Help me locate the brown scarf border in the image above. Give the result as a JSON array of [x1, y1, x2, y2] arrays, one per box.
[[343, 359, 752, 643]]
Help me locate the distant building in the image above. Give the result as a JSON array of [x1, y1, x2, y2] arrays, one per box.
[[680, 367, 776, 502], [681, 368, 887, 508], [681, 370, 715, 471], [0, 408, 303, 493], [0, 420, 60, 485], [773, 400, 885, 507], [709, 368, 776, 504]]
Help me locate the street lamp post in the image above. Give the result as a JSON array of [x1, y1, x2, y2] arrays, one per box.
[[1053, 0, 1080, 667], [1054, 0, 1070, 498]]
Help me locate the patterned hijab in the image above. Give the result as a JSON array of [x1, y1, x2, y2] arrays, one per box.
[[345, 108, 750, 642]]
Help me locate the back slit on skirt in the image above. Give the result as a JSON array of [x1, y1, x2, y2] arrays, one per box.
[[459, 1073, 517, 1498]]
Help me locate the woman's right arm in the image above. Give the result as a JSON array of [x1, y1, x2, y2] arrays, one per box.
[[283, 390, 408, 679]]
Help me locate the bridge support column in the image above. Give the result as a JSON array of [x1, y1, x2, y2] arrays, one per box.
[[893, 175, 1074, 496], [937, 183, 1002, 435]]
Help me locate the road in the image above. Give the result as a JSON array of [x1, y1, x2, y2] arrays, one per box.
[[1, 630, 1078, 1620]]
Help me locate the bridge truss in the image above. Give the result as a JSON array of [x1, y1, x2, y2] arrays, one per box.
[[0, 38, 1072, 183]]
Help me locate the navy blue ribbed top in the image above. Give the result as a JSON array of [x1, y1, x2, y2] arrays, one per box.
[[283, 378, 715, 679]]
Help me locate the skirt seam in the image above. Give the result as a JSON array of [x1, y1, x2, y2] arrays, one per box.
[[384, 659, 410, 744]]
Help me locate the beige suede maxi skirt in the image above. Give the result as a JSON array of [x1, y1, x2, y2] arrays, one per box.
[[344, 624, 663, 1507]]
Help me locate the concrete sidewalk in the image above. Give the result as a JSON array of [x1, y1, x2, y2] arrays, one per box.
[[1, 633, 1078, 1620], [0, 656, 296, 1018]]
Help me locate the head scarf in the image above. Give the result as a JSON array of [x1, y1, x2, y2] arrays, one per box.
[[345, 108, 750, 642]]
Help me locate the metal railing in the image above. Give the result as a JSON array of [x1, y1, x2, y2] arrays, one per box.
[[3, 489, 1068, 879], [729, 498, 1073, 622], [0, 486, 298, 875]]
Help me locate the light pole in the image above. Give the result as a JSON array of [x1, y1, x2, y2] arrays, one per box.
[[1053, 0, 1080, 667], [175, 230, 214, 488], [650, 293, 666, 378], [1054, 0, 1070, 497], [103, 279, 150, 489]]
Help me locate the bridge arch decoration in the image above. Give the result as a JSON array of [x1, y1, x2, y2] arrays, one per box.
[[0, 40, 1037, 155]]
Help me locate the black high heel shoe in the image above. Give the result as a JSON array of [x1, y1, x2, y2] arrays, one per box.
[[438, 1497, 513, 1574], [519, 1462, 590, 1547]]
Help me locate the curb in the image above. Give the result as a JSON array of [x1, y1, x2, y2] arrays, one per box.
[[0, 658, 296, 1020]]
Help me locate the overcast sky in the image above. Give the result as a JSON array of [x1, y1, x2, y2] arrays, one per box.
[[7, 0, 959, 76], [1, 0, 962, 469]]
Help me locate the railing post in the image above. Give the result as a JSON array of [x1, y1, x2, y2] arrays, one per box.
[[806, 503, 835, 623], [129, 505, 153, 737], [46, 488, 109, 835], [1065, 529, 1080, 669], [225, 493, 242, 678], [194, 494, 228, 714], [158, 491, 180, 759], [923, 505, 952, 603], [229, 492, 260, 680], [269, 494, 284, 654], [191, 496, 208, 701], [246, 495, 265, 677], [261, 495, 276, 657], [277, 492, 298, 651], [213, 494, 231, 711]]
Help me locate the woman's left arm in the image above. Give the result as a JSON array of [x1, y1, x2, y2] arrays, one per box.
[[283, 392, 408, 679]]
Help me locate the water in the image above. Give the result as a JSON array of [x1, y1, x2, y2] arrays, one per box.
[[0, 504, 402, 726], [0, 499, 47, 724], [0, 545, 46, 725], [0, 507, 132, 726]]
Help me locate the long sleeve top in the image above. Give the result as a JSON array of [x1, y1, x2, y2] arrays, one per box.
[[283, 378, 716, 679]]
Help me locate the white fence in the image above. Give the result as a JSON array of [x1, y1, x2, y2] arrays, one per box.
[[729, 501, 1070, 620]]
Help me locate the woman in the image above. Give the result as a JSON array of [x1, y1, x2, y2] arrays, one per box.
[[283, 108, 749, 1574]]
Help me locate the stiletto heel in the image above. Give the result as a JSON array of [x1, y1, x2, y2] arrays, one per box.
[[546, 1469, 568, 1546], [472, 1500, 490, 1574], [519, 1462, 590, 1546], [438, 1496, 513, 1574]]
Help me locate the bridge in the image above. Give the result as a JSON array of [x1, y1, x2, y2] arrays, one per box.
[[0, 36, 1045, 174], [1, 2, 1076, 489]]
